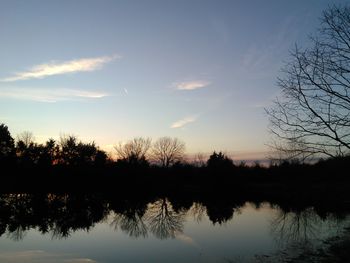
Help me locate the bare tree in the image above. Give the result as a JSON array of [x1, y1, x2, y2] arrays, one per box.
[[151, 137, 185, 167], [266, 5, 350, 160], [15, 131, 38, 165], [114, 137, 151, 161], [268, 138, 310, 165], [16, 131, 35, 147], [192, 152, 207, 167]]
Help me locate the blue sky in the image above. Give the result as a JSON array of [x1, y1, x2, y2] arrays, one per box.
[[0, 0, 344, 158]]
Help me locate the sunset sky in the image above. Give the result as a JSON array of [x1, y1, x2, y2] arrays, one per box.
[[0, 0, 344, 159]]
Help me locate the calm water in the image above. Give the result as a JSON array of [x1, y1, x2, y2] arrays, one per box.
[[0, 194, 348, 263]]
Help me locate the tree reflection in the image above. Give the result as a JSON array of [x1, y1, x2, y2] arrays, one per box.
[[0, 193, 109, 240], [0, 193, 348, 243], [145, 198, 184, 239], [189, 202, 206, 223], [48, 194, 109, 239], [270, 208, 322, 245], [110, 200, 148, 238], [204, 200, 237, 225], [3, 194, 37, 241], [109, 198, 185, 239], [7, 225, 28, 241], [112, 213, 148, 238]]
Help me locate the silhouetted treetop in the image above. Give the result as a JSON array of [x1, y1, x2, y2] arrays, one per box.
[[0, 123, 15, 162], [57, 135, 105, 166], [207, 151, 234, 170], [114, 137, 152, 165]]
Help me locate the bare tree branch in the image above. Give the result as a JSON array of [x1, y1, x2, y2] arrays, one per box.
[[266, 5, 350, 160]]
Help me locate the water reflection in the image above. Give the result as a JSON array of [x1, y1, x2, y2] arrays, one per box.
[[106, 198, 186, 239], [145, 198, 184, 239], [111, 210, 148, 238], [109, 198, 148, 238], [271, 208, 322, 245], [0, 194, 109, 240], [109, 197, 188, 239], [0, 193, 348, 245]]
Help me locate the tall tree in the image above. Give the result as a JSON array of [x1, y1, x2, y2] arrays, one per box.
[[42, 139, 59, 165], [0, 124, 15, 163], [16, 131, 37, 166], [266, 5, 350, 160], [59, 135, 99, 166], [59, 135, 79, 165], [151, 137, 185, 167]]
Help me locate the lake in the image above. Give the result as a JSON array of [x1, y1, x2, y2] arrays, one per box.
[[0, 194, 348, 262]]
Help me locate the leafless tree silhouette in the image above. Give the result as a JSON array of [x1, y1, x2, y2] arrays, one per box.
[[151, 137, 185, 167], [114, 137, 151, 162], [192, 152, 207, 167], [16, 131, 35, 147], [266, 5, 350, 160]]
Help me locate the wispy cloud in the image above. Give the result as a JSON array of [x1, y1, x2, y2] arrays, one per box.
[[240, 16, 298, 76], [174, 80, 210, 90], [171, 116, 197, 128], [1, 54, 120, 82], [0, 87, 108, 102]]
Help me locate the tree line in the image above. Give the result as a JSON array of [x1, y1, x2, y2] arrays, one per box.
[[0, 123, 235, 170]]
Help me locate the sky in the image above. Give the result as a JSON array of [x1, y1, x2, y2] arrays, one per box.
[[0, 0, 345, 159]]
